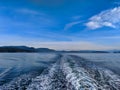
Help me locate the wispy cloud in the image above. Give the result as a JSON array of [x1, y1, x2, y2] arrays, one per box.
[[71, 16, 81, 20], [102, 36, 120, 39], [0, 33, 119, 50], [86, 7, 120, 30], [25, 41, 115, 50], [0, 7, 57, 32], [64, 21, 81, 30], [0, 38, 114, 50], [114, 1, 120, 6], [16, 8, 45, 16]]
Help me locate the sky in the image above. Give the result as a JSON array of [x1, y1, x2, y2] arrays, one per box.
[[0, 0, 120, 50]]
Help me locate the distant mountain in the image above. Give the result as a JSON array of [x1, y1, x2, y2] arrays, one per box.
[[0, 46, 55, 53], [113, 51, 120, 53], [36, 48, 55, 52], [108, 50, 120, 53], [0, 46, 119, 53]]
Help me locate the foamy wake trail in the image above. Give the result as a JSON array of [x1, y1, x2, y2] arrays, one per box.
[[62, 55, 120, 90], [0, 55, 120, 90], [0, 72, 39, 90], [61, 56, 99, 90], [27, 59, 68, 90], [27, 55, 120, 90]]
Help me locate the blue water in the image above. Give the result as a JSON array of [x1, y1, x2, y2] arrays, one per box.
[[0, 53, 57, 85], [67, 53, 120, 75], [0, 53, 120, 90]]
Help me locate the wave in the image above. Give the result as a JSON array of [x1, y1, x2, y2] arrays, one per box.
[[0, 67, 13, 79], [0, 72, 40, 90], [62, 55, 120, 90], [0, 54, 120, 90]]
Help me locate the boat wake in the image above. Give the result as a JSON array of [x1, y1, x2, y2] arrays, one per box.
[[0, 55, 120, 90]]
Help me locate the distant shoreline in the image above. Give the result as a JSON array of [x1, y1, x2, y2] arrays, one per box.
[[0, 46, 119, 53]]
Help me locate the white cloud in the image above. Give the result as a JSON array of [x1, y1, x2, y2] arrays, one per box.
[[86, 7, 120, 29], [64, 21, 81, 30], [86, 21, 101, 29]]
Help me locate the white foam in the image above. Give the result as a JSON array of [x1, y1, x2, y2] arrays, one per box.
[[0, 54, 120, 90]]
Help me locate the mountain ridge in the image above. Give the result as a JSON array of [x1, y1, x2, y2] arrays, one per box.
[[0, 46, 119, 53]]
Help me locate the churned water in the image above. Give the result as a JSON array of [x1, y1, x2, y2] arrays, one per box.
[[0, 53, 120, 90]]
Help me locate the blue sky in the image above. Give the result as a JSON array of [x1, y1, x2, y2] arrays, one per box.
[[0, 0, 120, 50]]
